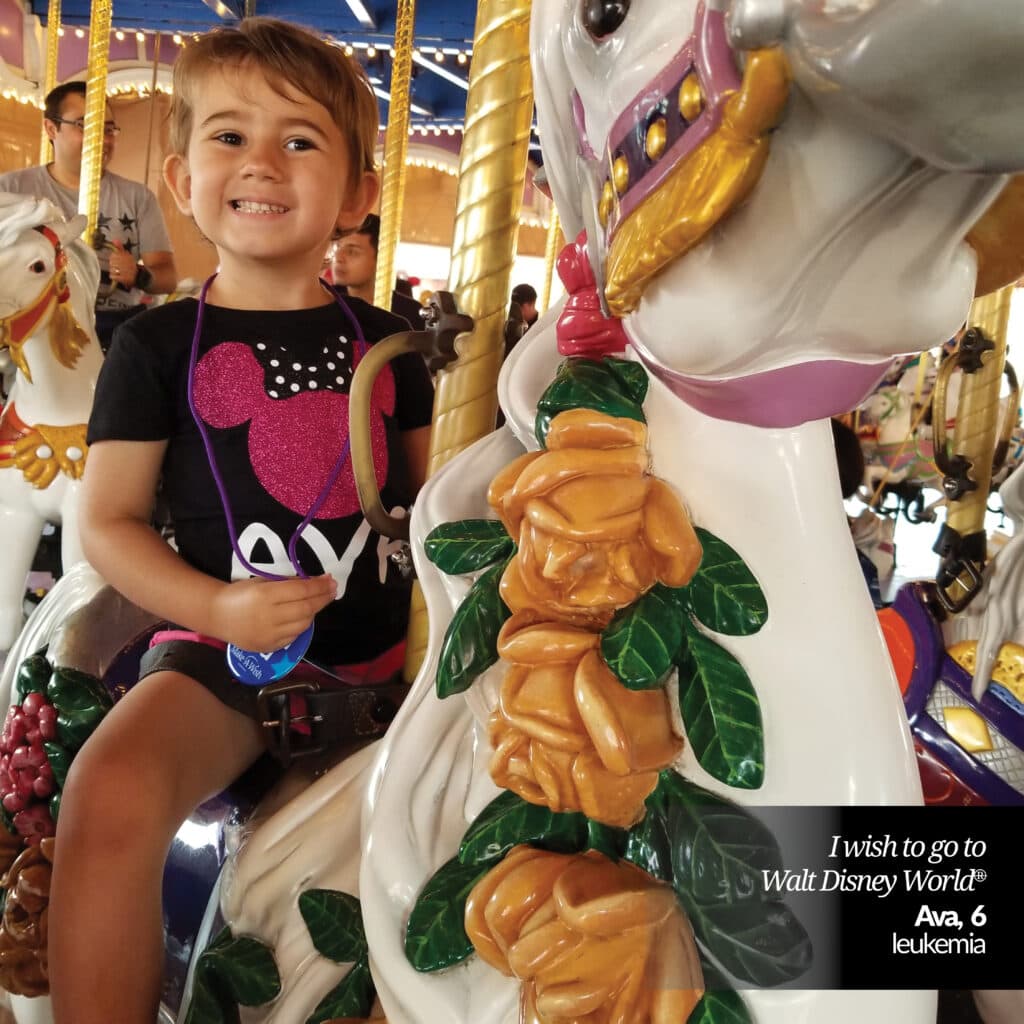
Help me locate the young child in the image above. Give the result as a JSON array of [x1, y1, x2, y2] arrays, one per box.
[[49, 20, 434, 1023]]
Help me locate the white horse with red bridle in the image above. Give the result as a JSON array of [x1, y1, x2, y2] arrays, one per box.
[[0, 193, 101, 653]]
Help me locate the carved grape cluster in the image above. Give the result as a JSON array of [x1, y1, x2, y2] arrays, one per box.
[[0, 693, 58, 844]]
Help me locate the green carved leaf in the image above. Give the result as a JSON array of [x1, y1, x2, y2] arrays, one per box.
[[687, 958, 752, 1024], [49, 792, 60, 824], [47, 667, 113, 752], [425, 520, 515, 575], [585, 819, 628, 860], [458, 790, 589, 866], [687, 901, 813, 988], [54, 708, 106, 753], [676, 621, 763, 789], [630, 774, 782, 908], [46, 666, 114, 712], [182, 970, 236, 1024], [688, 989, 753, 1024], [298, 889, 367, 963], [684, 529, 768, 636], [665, 797, 781, 910], [604, 357, 650, 406], [637, 772, 812, 988], [621, 795, 673, 883], [601, 584, 683, 690], [13, 654, 50, 701], [405, 857, 490, 972], [183, 929, 238, 1024], [436, 560, 512, 699], [43, 742, 72, 790], [198, 932, 280, 1006], [536, 357, 647, 446], [306, 959, 375, 1023]]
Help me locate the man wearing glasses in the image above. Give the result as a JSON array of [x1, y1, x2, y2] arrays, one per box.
[[0, 81, 177, 350]]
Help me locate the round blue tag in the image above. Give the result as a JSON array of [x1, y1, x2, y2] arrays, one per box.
[[226, 624, 314, 686]]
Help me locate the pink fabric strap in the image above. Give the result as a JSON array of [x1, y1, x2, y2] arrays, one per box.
[[150, 629, 226, 650]]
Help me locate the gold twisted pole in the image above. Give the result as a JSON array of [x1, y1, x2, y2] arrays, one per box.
[[38, 0, 61, 164], [947, 288, 1013, 538], [403, 0, 534, 681], [78, 0, 113, 242], [375, 0, 416, 311], [937, 286, 1013, 611], [540, 209, 561, 313], [427, 0, 533, 473]]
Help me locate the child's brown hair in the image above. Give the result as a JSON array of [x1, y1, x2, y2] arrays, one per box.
[[168, 17, 378, 187]]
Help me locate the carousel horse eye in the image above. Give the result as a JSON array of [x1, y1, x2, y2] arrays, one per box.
[[583, 0, 630, 40], [29, 260, 47, 274]]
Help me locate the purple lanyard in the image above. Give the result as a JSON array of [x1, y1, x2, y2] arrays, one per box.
[[186, 274, 369, 580]]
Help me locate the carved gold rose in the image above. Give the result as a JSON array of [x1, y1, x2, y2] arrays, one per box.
[[0, 836, 54, 997], [489, 614, 682, 828], [488, 409, 701, 629], [465, 846, 704, 1024]]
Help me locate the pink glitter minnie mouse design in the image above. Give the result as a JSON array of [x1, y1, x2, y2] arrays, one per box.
[[192, 336, 394, 519]]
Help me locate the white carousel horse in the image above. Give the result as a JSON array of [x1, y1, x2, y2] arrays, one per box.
[[947, 461, 1024, 700], [353, 2, 1024, 1024], [0, 192, 102, 652], [857, 351, 1022, 500], [857, 357, 943, 494]]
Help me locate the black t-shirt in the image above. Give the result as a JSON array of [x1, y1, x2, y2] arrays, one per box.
[[87, 293, 434, 663]]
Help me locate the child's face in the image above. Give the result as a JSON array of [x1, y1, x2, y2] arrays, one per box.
[[165, 63, 375, 280]]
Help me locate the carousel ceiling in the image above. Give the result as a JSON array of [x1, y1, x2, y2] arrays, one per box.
[[27, 1, 484, 130]]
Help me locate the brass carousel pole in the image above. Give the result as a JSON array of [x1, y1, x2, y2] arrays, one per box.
[[935, 285, 1014, 612], [142, 32, 161, 188], [402, 0, 534, 681], [375, 0, 416, 310], [428, 0, 533, 470], [376, 0, 418, 682], [78, 0, 113, 242], [540, 209, 561, 312], [38, 0, 61, 164]]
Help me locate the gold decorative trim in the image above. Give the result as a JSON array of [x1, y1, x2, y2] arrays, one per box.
[[605, 48, 790, 318]]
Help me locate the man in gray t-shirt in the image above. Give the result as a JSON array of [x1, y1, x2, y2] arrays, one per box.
[[0, 81, 177, 349]]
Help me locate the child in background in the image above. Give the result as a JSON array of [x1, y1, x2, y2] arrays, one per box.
[[49, 20, 433, 1022]]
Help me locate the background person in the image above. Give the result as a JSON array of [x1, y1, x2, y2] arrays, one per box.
[[0, 81, 177, 350], [510, 281, 538, 326], [331, 212, 423, 325]]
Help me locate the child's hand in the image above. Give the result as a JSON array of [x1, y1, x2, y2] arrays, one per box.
[[209, 576, 337, 652]]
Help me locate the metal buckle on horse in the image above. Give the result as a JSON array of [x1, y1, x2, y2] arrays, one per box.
[[256, 677, 407, 765]]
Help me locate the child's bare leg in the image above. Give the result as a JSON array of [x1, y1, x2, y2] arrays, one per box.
[[48, 670, 265, 1024]]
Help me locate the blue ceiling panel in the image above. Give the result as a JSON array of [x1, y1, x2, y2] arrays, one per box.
[[26, 2, 522, 131]]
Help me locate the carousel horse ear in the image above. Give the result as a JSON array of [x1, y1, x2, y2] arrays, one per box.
[[53, 213, 88, 246]]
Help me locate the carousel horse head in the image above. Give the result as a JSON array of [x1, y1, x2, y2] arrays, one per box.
[[0, 192, 101, 653], [532, 0, 1024, 427], [0, 192, 97, 384]]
